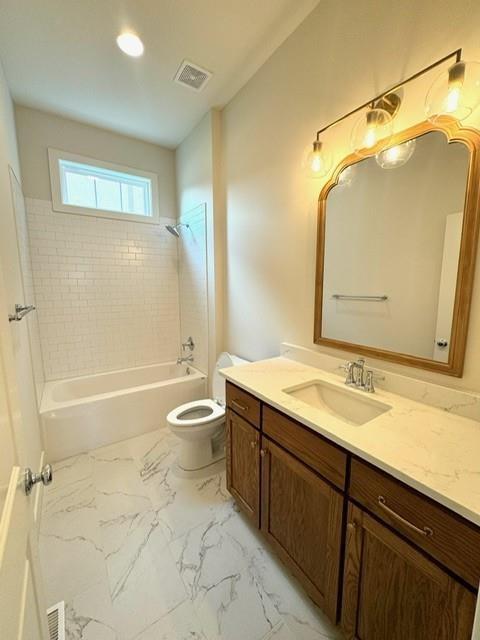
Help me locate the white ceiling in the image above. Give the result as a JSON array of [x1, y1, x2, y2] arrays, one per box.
[[0, 0, 320, 148]]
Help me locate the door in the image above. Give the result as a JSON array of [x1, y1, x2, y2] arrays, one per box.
[[433, 211, 463, 362], [226, 409, 260, 525], [261, 437, 344, 623], [0, 259, 49, 638], [341, 502, 476, 640]]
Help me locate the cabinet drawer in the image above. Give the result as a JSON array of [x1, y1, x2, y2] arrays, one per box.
[[226, 382, 261, 428], [350, 458, 480, 588], [263, 406, 347, 490]]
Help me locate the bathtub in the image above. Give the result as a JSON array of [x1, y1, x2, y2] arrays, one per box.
[[40, 362, 207, 461]]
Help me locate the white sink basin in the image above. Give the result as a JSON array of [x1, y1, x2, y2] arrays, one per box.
[[283, 380, 391, 426]]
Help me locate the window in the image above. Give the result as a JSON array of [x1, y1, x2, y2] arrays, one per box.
[[48, 149, 159, 223]]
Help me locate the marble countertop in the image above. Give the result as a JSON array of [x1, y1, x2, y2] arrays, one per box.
[[220, 357, 480, 527]]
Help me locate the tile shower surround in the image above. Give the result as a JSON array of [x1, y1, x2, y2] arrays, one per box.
[[26, 198, 181, 380]]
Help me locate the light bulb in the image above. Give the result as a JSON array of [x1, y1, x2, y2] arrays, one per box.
[[363, 126, 377, 149], [445, 86, 461, 112], [303, 140, 332, 178], [425, 60, 480, 122], [376, 139, 416, 169], [384, 146, 400, 162], [117, 32, 144, 57], [351, 107, 393, 157]]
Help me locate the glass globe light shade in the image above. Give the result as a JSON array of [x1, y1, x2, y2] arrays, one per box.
[[375, 139, 416, 169], [337, 165, 354, 187], [302, 140, 332, 178], [425, 61, 480, 123], [350, 108, 394, 157]]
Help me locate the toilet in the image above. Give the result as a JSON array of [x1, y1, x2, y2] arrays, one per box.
[[167, 352, 247, 473]]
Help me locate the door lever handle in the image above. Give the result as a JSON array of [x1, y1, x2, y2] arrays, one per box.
[[24, 464, 53, 495]]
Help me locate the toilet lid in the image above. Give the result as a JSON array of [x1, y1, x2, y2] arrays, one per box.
[[212, 352, 235, 405], [167, 398, 225, 427]]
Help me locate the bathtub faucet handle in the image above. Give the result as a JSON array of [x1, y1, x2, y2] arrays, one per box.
[[182, 336, 195, 352]]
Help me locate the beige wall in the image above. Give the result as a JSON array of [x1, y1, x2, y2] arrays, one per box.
[[175, 111, 224, 381], [222, 0, 480, 391], [14, 105, 177, 217]]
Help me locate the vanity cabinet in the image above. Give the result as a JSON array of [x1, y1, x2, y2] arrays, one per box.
[[261, 437, 344, 621], [342, 502, 476, 640], [225, 409, 260, 525], [225, 382, 479, 639]]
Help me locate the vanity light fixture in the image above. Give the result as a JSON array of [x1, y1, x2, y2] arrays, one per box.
[[375, 139, 416, 169], [116, 32, 144, 57], [425, 60, 480, 122], [307, 49, 480, 177]]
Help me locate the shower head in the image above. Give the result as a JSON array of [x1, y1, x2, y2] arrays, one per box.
[[165, 222, 189, 238], [165, 224, 180, 238]]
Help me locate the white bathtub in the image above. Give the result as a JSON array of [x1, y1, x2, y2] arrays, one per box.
[[40, 362, 207, 461]]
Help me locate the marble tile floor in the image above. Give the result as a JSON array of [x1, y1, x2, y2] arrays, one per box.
[[39, 428, 342, 640]]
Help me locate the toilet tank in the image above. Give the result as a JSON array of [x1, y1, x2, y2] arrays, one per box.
[[212, 352, 248, 405]]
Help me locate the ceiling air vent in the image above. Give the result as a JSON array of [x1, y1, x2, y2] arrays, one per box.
[[174, 60, 212, 92]]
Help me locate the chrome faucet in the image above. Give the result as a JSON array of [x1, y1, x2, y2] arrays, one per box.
[[182, 336, 195, 352], [341, 358, 382, 393], [177, 354, 194, 365]]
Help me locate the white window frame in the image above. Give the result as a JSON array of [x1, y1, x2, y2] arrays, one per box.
[[48, 148, 160, 224]]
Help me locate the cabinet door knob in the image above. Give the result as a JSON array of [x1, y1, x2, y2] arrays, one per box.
[[260, 449, 267, 457], [347, 522, 357, 532], [250, 440, 257, 449]]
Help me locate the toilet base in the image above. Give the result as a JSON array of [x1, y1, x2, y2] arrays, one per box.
[[176, 429, 225, 471], [172, 456, 225, 479]]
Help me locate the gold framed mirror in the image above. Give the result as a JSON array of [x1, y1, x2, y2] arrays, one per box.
[[314, 118, 480, 376]]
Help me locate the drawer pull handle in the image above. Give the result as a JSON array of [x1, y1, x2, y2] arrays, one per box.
[[231, 399, 248, 412], [378, 496, 434, 538]]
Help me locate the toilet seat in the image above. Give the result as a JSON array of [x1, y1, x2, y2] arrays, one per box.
[[167, 398, 225, 428]]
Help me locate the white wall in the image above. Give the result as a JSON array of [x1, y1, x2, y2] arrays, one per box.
[[175, 111, 224, 382], [0, 60, 43, 468], [222, 0, 480, 391]]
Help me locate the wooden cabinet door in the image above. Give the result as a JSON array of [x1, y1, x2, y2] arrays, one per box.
[[261, 438, 344, 623], [342, 502, 476, 640], [226, 409, 260, 526]]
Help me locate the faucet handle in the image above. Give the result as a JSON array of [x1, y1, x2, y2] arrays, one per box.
[[364, 370, 374, 392], [341, 361, 356, 385]]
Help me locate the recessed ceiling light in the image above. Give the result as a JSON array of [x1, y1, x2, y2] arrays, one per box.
[[116, 32, 144, 57]]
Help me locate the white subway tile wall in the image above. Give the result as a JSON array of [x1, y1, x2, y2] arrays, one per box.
[[26, 198, 181, 380], [178, 205, 208, 374]]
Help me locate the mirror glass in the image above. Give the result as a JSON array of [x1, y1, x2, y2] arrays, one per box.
[[320, 131, 470, 363]]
